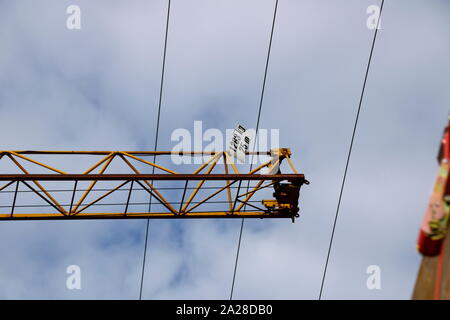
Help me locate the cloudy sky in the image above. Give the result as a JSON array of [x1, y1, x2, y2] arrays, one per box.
[[0, 0, 449, 300]]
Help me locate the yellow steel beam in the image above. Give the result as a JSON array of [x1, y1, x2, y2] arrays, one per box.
[[0, 150, 307, 221], [8, 151, 67, 175], [2, 151, 272, 156], [74, 180, 130, 215], [180, 153, 221, 213], [224, 151, 239, 174], [71, 153, 115, 213], [235, 159, 280, 212], [184, 180, 238, 214], [7, 154, 67, 215], [83, 152, 115, 174], [121, 152, 178, 174], [119, 154, 178, 214], [0, 211, 292, 220], [223, 153, 233, 212]]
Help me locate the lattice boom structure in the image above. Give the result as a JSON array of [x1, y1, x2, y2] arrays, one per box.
[[0, 149, 308, 221]]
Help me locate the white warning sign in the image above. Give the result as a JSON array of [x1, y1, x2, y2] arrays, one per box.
[[228, 124, 251, 163]]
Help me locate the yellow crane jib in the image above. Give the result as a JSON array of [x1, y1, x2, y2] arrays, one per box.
[[0, 149, 308, 221]]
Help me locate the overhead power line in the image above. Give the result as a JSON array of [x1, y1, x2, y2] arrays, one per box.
[[318, 0, 385, 300], [139, 0, 172, 300], [230, 0, 279, 300]]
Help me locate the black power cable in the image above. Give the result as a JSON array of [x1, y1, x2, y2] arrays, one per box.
[[230, 0, 279, 300], [318, 0, 384, 300], [139, 0, 172, 300]]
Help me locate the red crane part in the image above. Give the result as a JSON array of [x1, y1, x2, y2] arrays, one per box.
[[417, 118, 450, 256]]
